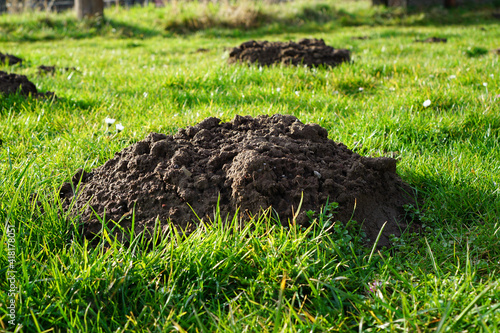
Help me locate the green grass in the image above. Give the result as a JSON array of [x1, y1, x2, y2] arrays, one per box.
[[1, 0, 500, 331]]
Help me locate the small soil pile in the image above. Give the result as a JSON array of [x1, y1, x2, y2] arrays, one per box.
[[228, 39, 351, 68], [0, 52, 23, 66], [38, 65, 79, 76], [194, 48, 210, 53], [415, 37, 447, 43], [0, 71, 55, 98], [61, 115, 415, 247], [38, 65, 57, 75]]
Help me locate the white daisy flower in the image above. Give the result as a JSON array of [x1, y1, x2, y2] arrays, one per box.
[[116, 123, 124, 132], [105, 117, 116, 125]]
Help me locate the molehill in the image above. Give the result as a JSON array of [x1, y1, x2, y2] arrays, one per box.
[[0, 71, 55, 98], [415, 37, 447, 43], [60, 115, 415, 247], [0, 52, 23, 66], [228, 38, 351, 68]]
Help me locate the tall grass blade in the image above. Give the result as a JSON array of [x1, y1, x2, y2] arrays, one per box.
[[368, 221, 387, 264]]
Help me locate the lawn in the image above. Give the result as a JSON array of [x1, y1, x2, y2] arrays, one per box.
[[1, 0, 499, 331]]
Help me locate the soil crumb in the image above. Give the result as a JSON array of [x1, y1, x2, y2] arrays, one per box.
[[61, 115, 415, 247], [228, 39, 351, 68], [0, 52, 23, 66], [415, 37, 447, 43], [0, 71, 56, 98]]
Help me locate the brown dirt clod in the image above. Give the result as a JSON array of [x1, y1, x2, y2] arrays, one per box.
[[61, 115, 415, 247], [0, 71, 56, 98], [228, 38, 351, 68]]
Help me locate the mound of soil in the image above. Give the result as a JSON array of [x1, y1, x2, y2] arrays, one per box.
[[0, 52, 23, 66], [415, 37, 447, 43], [228, 39, 351, 68], [0, 71, 55, 98], [61, 115, 415, 247]]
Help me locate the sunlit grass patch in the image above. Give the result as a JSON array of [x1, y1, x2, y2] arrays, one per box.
[[1, 0, 500, 331]]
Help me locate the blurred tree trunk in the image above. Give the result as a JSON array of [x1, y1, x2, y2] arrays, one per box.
[[445, 0, 456, 7], [75, 0, 104, 19]]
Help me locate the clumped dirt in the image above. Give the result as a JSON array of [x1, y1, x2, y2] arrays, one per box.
[[0, 52, 23, 66], [0, 71, 56, 98], [61, 115, 415, 247], [228, 39, 351, 68], [415, 37, 447, 43]]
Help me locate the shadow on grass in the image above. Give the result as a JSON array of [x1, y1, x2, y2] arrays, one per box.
[[164, 4, 500, 38], [403, 167, 500, 261], [0, 93, 97, 115], [0, 16, 161, 43], [2, 3, 498, 43]]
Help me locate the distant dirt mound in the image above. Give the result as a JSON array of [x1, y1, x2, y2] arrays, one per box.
[[0, 71, 55, 98], [415, 37, 447, 43], [0, 52, 23, 66], [61, 115, 415, 247], [228, 39, 351, 68], [37, 65, 79, 76]]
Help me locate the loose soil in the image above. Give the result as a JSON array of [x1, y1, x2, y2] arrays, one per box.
[[61, 115, 415, 247], [228, 39, 351, 68], [0, 71, 56, 98], [0, 52, 23, 66]]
